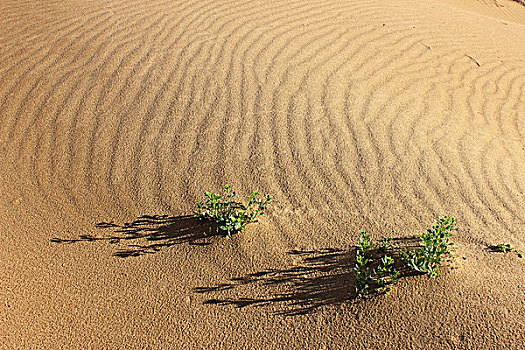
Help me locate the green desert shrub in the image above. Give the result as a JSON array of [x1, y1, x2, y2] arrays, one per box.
[[195, 184, 273, 238], [353, 216, 457, 297], [402, 216, 457, 278], [353, 231, 400, 297]]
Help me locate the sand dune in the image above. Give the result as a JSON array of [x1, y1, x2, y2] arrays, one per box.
[[1, 0, 525, 348]]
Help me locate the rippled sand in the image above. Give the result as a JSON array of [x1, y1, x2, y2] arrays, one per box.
[[1, 0, 524, 348]]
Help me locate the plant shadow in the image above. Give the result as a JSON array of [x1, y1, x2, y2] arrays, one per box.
[[51, 215, 219, 257], [195, 248, 353, 316], [195, 237, 425, 316], [486, 244, 523, 258], [487, 245, 504, 253]]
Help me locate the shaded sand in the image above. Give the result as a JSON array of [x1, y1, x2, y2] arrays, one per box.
[[1, 0, 525, 348]]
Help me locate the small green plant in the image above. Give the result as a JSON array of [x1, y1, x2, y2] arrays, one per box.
[[353, 231, 373, 296], [377, 255, 400, 288], [494, 243, 523, 258], [195, 184, 273, 238], [402, 216, 457, 278], [352, 216, 457, 298], [378, 236, 393, 252], [353, 231, 399, 297]]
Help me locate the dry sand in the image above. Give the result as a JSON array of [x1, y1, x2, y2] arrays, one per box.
[[1, 0, 525, 348]]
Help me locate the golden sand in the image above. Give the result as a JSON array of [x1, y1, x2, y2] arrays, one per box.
[[1, 0, 524, 348]]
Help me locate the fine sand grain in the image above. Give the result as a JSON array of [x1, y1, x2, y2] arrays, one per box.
[[1, 0, 525, 348]]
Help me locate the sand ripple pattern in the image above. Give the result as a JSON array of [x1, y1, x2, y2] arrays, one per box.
[[1, 0, 525, 249]]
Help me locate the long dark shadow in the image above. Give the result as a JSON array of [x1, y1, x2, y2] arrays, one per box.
[[195, 248, 355, 316], [195, 237, 427, 316], [51, 215, 219, 257]]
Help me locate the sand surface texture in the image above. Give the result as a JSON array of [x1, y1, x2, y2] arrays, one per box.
[[1, 0, 525, 348]]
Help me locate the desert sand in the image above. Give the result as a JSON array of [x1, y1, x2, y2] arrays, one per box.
[[1, 0, 525, 348]]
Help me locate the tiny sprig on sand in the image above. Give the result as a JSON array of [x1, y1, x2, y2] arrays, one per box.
[[490, 243, 524, 258]]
